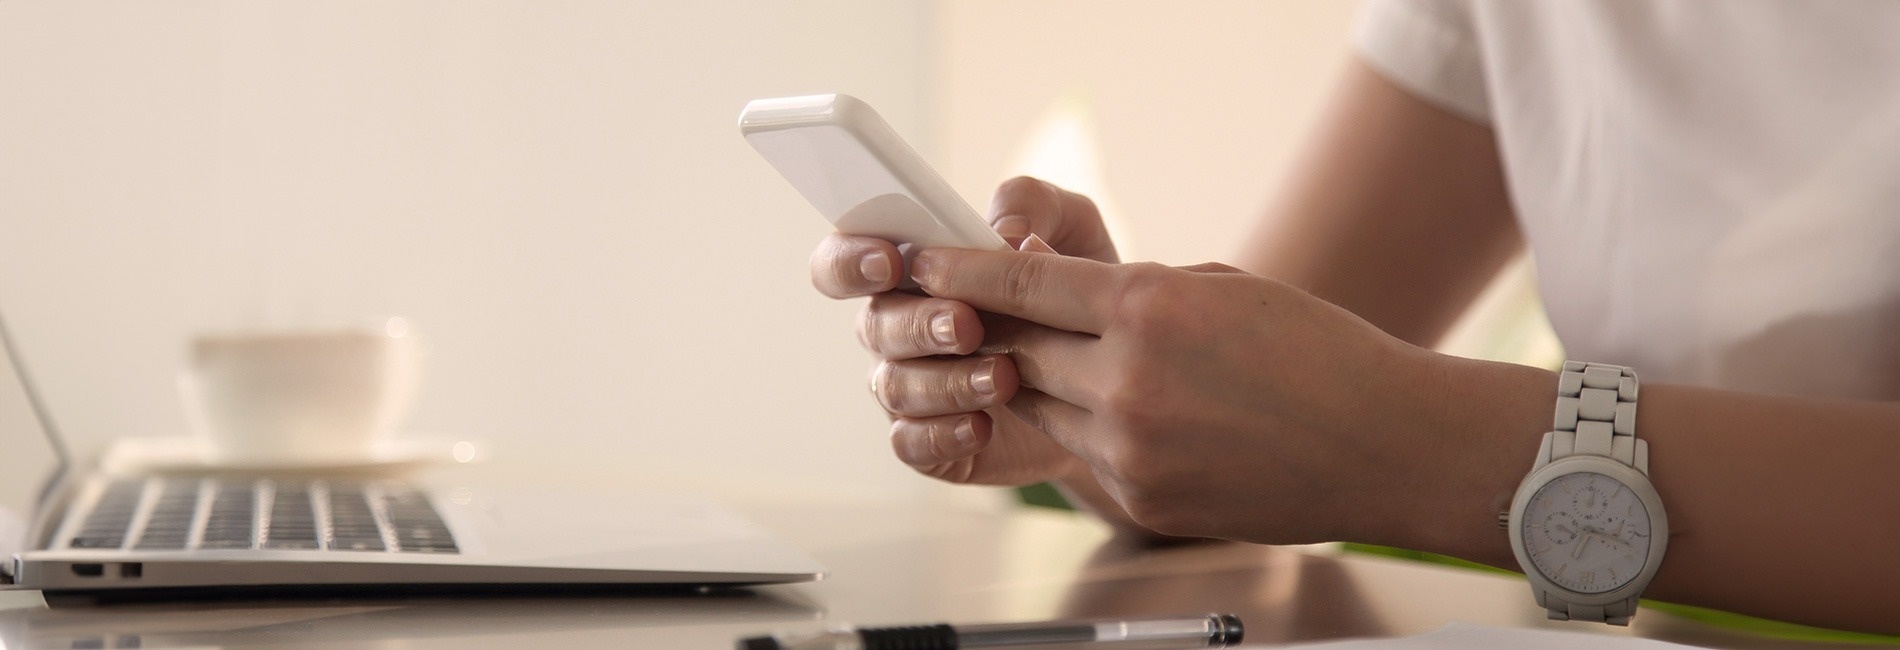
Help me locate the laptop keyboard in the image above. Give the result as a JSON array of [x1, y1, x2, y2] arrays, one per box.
[[67, 478, 459, 554]]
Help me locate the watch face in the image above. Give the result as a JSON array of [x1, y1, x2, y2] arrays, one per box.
[[1520, 471, 1653, 594]]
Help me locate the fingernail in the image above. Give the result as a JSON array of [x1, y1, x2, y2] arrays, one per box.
[[908, 250, 939, 286], [971, 358, 996, 397], [859, 251, 892, 285], [930, 311, 957, 347], [953, 418, 977, 448], [991, 214, 1030, 239], [1018, 233, 1057, 254]]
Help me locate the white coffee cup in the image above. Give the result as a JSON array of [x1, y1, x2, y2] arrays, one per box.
[[179, 322, 419, 464]]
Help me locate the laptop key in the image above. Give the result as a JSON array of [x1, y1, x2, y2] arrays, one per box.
[[264, 485, 321, 550], [199, 482, 256, 549], [327, 484, 388, 551], [69, 535, 127, 549], [134, 479, 199, 550], [67, 481, 144, 549], [374, 486, 459, 553]]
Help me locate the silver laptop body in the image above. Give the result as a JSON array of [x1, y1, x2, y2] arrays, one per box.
[[0, 312, 822, 593]]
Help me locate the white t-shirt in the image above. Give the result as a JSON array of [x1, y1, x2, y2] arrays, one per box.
[[1356, 0, 1900, 400]]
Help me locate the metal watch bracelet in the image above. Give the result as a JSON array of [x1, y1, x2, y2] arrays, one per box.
[[1542, 360, 1643, 623]]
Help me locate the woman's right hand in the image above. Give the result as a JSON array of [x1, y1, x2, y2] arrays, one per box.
[[809, 176, 1120, 488]]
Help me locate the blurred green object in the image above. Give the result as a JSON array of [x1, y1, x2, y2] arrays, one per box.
[[1016, 482, 1072, 510], [1340, 543, 1900, 645]]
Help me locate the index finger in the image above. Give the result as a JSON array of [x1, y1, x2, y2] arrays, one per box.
[[909, 247, 1119, 336]]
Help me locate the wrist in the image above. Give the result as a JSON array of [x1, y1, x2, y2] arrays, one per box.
[[1379, 351, 1555, 567]]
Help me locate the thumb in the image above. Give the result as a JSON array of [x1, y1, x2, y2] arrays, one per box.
[[987, 176, 1119, 263]]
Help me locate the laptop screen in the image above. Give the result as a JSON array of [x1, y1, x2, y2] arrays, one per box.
[[0, 314, 65, 572]]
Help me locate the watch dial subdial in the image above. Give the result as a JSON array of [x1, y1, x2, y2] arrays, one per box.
[[1570, 479, 1613, 524], [1539, 511, 1581, 546]]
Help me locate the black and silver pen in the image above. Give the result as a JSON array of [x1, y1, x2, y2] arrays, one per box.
[[738, 613, 1243, 650]]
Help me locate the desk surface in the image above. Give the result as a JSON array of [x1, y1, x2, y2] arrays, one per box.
[[0, 470, 1881, 649]]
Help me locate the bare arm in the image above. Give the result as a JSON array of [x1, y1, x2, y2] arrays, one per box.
[[1634, 385, 1900, 632], [1248, 59, 1900, 632], [1252, 59, 1900, 632], [1239, 57, 1522, 348], [1418, 359, 1900, 634]]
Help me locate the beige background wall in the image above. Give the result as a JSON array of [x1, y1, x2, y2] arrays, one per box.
[[0, 2, 1366, 505], [936, 1, 1363, 266]]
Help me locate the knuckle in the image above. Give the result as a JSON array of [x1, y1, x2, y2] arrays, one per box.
[[1064, 188, 1101, 216], [1002, 254, 1047, 315], [922, 459, 976, 484], [1099, 382, 1159, 428], [1090, 359, 1168, 426], [1100, 428, 1172, 486], [1093, 443, 1133, 485], [934, 370, 967, 412], [881, 361, 987, 416], [1009, 393, 1052, 435], [890, 418, 967, 469], [863, 297, 950, 359], [889, 422, 929, 466], [809, 248, 845, 297], [856, 304, 881, 354], [926, 420, 964, 462], [939, 359, 992, 411], [883, 386, 923, 416], [1111, 264, 1178, 332], [872, 362, 911, 413], [810, 243, 864, 298]]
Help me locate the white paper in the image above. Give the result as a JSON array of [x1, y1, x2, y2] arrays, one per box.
[[0, 589, 46, 612], [1248, 622, 1701, 649]]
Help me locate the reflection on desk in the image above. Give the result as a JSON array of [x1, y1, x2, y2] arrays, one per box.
[[0, 496, 1881, 649]]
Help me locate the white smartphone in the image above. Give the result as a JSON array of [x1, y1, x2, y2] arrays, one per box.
[[738, 94, 1010, 255]]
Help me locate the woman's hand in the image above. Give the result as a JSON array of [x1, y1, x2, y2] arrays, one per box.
[[808, 177, 1122, 488], [907, 246, 1467, 544]]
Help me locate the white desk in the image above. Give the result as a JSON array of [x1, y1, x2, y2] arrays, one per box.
[[0, 459, 1880, 649]]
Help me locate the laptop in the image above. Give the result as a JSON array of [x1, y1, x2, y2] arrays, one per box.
[[0, 311, 823, 594]]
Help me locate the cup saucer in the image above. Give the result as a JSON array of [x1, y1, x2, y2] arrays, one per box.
[[100, 435, 462, 476]]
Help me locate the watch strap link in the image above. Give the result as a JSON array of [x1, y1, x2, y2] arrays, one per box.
[[1538, 591, 1638, 626], [1548, 361, 1642, 471], [1539, 361, 1643, 624]]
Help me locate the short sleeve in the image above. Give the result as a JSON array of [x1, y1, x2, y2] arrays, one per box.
[[1353, 0, 1492, 123]]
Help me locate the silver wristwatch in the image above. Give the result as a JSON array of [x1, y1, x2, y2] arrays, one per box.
[[1506, 361, 1668, 625]]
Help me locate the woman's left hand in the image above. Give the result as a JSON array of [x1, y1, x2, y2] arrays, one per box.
[[908, 247, 1462, 545]]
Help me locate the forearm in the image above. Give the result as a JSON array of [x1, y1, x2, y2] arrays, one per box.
[[1415, 354, 1900, 634], [1638, 383, 1900, 632], [1238, 58, 1521, 349]]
